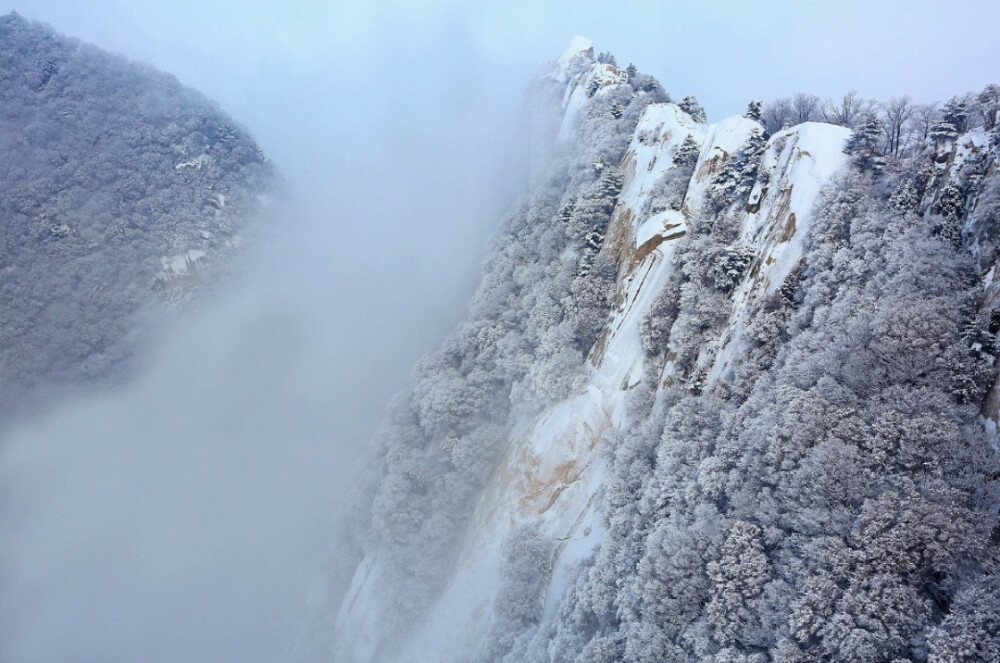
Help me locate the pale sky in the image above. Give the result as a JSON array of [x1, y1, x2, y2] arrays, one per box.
[[5, 0, 999, 123]]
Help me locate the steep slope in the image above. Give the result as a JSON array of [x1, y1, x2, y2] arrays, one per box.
[[315, 40, 1000, 663], [369, 63, 853, 663], [0, 13, 276, 412]]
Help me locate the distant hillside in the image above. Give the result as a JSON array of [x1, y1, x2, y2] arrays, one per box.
[[0, 12, 277, 411]]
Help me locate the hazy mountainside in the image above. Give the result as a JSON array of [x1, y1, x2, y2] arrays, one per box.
[[307, 39, 1000, 663], [0, 12, 276, 412]]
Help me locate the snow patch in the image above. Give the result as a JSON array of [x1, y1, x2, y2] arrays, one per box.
[[951, 127, 990, 179], [617, 103, 706, 216], [175, 154, 210, 170], [160, 249, 206, 275], [635, 209, 685, 247]]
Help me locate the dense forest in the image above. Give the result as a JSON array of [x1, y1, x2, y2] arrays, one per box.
[[0, 12, 276, 413]]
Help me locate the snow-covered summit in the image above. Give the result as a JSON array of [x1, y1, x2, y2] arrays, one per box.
[[550, 35, 595, 83]]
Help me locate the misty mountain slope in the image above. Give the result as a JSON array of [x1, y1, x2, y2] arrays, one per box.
[[0, 12, 276, 411], [312, 40, 1000, 663]]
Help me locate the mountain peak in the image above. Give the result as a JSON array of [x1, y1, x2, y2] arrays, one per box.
[[551, 35, 595, 82], [559, 36, 594, 63], [0, 10, 28, 28]]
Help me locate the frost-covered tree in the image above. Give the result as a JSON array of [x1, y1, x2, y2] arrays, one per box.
[[736, 131, 767, 196], [679, 95, 708, 123], [479, 524, 554, 662], [823, 90, 873, 128], [762, 97, 794, 135], [881, 95, 915, 158], [791, 93, 822, 124], [844, 113, 887, 171], [711, 244, 755, 294], [975, 83, 1000, 131], [910, 102, 941, 142], [642, 137, 700, 220], [709, 129, 767, 208], [760, 93, 823, 134], [927, 560, 1000, 662], [674, 134, 702, 169], [932, 183, 967, 246], [888, 178, 919, 212], [706, 521, 772, 649], [942, 95, 972, 134]]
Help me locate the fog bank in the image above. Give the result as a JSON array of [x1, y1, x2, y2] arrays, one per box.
[[0, 5, 533, 662]]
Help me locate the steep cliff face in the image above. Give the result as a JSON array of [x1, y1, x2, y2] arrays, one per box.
[[353, 58, 853, 663], [320, 39, 1000, 663], [319, 41, 838, 661]]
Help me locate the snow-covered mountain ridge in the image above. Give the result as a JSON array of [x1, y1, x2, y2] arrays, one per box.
[[310, 38, 1000, 663]]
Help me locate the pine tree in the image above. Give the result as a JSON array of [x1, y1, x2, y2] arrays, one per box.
[[778, 265, 802, 307], [679, 96, 708, 123], [843, 114, 886, 171], [976, 83, 1000, 131], [710, 160, 741, 207], [575, 167, 623, 274], [709, 129, 767, 207], [935, 182, 966, 222], [596, 51, 617, 66], [712, 244, 756, 294], [674, 135, 701, 169], [745, 100, 763, 123], [942, 95, 971, 134], [888, 179, 919, 212], [932, 183, 967, 247], [736, 131, 767, 197]]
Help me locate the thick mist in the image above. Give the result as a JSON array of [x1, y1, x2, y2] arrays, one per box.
[[0, 6, 533, 663]]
